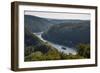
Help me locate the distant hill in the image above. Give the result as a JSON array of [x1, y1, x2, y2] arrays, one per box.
[[42, 20, 90, 47], [25, 15, 89, 33], [24, 15, 90, 48], [24, 15, 53, 33]]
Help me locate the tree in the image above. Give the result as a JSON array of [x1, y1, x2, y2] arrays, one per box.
[[76, 43, 90, 58]]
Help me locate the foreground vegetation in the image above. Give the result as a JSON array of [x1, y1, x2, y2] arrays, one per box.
[[76, 43, 90, 58], [24, 42, 90, 61]]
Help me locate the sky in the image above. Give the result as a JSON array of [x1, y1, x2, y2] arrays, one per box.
[[24, 11, 90, 20]]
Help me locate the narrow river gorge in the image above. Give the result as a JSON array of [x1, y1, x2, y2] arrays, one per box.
[[33, 32, 77, 55]]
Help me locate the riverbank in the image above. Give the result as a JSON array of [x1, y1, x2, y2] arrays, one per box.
[[33, 32, 77, 55]]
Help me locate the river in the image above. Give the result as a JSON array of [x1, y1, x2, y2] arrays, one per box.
[[33, 32, 77, 55]]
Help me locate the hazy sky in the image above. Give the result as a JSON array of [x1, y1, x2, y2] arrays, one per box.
[[24, 11, 90, 20]]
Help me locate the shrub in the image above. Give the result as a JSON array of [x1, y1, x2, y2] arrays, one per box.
[[76, 43, 90, 58]]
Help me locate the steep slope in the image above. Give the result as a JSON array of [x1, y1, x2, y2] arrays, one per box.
[[42, 20, 90, 48], [24, 27, 60, 60], [24, 27, 43, 47], [24, 28, 85, 61], [24, 15, 52, 33]]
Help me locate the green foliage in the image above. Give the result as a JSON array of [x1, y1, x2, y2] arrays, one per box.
[[76, 43, 90, 58], [25, 43, 61, 61], [24, 46, 35, 56], [60, 52, 84, 59], [31, 51, 46, 61], [24, 45, 86, 61], [45, 48, 61, 60], [24, 43, 90, 61], [24, 28, 89, 61]]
